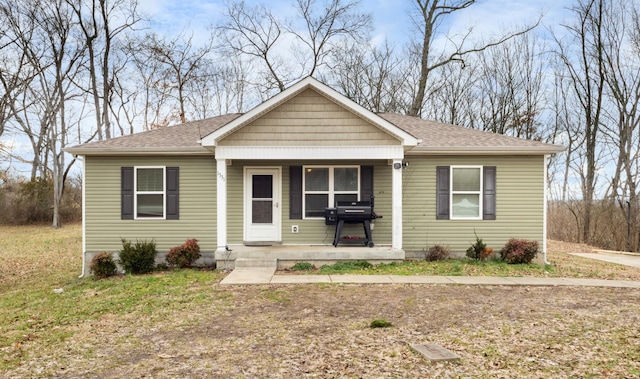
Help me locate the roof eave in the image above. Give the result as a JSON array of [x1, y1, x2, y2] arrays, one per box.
[[63, 146, 214, 156], [406, 145, 566, 155]]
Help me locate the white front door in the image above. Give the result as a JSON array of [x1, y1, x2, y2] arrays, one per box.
[[244, 167, 282, 243]]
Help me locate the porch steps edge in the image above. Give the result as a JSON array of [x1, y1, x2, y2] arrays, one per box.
[[234, 258, 278, 269]]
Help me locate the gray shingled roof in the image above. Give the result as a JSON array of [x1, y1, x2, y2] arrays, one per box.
[[66, 113, 242, 154], [377, 113, 563, 153], [66, 111, 563, 155]]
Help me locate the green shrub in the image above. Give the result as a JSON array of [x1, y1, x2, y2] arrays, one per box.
[[90, 252, 117, 279], [466, 235, 493, 261], [290, 262, 315, 271], [500, 239, 539, 264], [166, 238, 201, 268], [370, 319, 393, 328], [117, 238, 158, 274], [425, 244, 451, 261]]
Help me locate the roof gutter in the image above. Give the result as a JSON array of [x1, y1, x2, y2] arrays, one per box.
[[64, 147, 214, 156], [406, 145, 566, 155]]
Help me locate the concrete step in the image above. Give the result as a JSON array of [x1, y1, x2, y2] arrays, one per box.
[[234, 258, 278, 269]]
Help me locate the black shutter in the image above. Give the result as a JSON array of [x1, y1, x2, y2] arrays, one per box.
[[290, 166, 302, 219], [483, 166, 496, 220], [166, 167, 179, 220], [121, 167, 134, 220], [436, 166, 450, 220], [360, 165, 374, 203]]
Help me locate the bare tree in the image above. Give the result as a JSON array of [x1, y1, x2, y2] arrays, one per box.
[[554, 0, 607, 244], [0, 36, 38, 143], [219, 1, 289, 94], [206, 53, 252, 115], [67, 0, 141, 140], [0, 0, 54, 180], [422, 61, 478, 127], [288, 0, 371, 77], [131, 33, 215, 125], [323, 40, 410, 112], [475, 33, 548, 139], [219, 0, 371, 96], [1, 0, 89, 227], [109, 52, 139, 136], [595, 0, 640, 251], [406, 0, 540, 117], [125, 36, 168, 130]]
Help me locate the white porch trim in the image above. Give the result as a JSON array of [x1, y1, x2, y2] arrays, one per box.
[[392, 159, 403, 250], [216, 158, 228, 253], [215, 145, 405, 160]]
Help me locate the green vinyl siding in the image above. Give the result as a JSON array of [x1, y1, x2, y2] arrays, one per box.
[[218, 89, 400, 147], [402, 155, 544, 254], [84, 155, 217, 253], [84, 154, 545, 256]]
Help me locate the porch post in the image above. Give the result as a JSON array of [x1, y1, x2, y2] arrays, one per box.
[[216, 158, 227, 252], [392, 159, 403, 250]]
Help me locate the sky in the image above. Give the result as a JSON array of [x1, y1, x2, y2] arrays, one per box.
[[136, 0, 572, 48]]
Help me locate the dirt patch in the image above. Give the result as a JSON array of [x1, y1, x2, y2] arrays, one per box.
[[6, 284, 640, 378]]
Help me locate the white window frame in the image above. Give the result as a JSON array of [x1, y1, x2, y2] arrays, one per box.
[[134, 166, 166, 220], [450, 165, 483, 221], [303, 165, 360, 219]]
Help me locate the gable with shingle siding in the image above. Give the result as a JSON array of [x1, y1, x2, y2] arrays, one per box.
[[217, 89, 400, 147]]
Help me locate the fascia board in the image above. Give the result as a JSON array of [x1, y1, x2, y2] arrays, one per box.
[[63, 147, 214, 156], [405, 145, 566, 155]]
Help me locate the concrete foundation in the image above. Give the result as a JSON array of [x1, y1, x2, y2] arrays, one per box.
[[215, 244, 405, 270]]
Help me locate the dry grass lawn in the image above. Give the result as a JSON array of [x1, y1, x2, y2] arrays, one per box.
[[1, 224, 640, 378]]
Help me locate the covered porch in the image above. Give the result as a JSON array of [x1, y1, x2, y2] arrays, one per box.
[[197, 77, 420, 263]]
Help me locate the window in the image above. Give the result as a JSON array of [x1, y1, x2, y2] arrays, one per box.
[[450, 166, 482, 219], [135, 167, 165, 218], [436, 165, 496, 220], [303, 166, 359, 218], [121, 166, 179, 220]]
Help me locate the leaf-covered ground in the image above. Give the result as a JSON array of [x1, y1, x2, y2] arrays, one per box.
[[1, 224, 640, 378], [6, 284, 640, 378]]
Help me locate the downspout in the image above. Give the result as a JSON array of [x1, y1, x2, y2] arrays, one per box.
[[543, 154, 550, 265], [78, 155, 86, 278]]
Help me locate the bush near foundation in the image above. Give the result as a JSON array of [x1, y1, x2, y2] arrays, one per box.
[[425, 244, 451, 261], [90, 252, 117, 278], [166, 238, 201, 268], [466, 235, 493, 261], [118, 238, 158, 274], [500, 239, 539, 264]]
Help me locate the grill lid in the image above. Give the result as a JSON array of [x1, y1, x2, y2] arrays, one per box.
[[336, 201, 372, 220]]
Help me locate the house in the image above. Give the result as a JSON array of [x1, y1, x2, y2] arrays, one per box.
[[66, 77, 564, 276]]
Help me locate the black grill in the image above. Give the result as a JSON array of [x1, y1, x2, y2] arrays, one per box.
[[336, 201, 372, 221], [326, 196, 381, 247]]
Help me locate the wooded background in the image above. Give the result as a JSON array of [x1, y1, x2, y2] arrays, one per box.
[[0, 0, 638, 251]]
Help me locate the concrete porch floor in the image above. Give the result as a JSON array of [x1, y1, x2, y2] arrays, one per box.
[[214, 244, 404, 270]]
